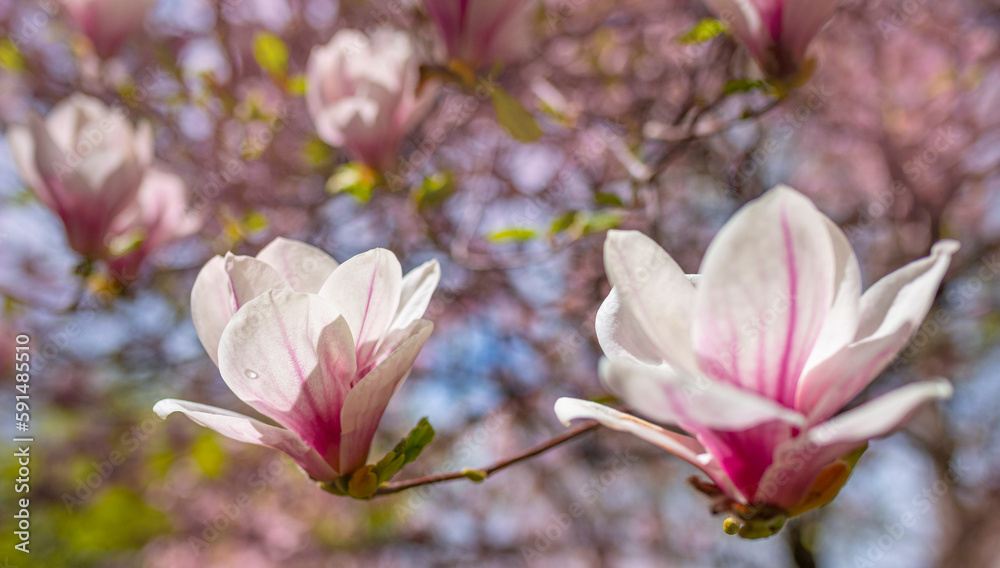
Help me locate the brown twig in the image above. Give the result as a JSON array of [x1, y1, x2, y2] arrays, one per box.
[[372, 421, 600, 497]]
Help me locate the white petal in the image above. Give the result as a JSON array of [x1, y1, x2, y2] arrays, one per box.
[[603, 230, 698, 371], [554, 398, 745, 502], [224, 252, 290, 312], [388, 259, 441, 335], [339, 319, 433, 475], [318, 248, 403, 368], [154, 399, 337, 481], [190, 256, 231, 365], [799, 240, 958, 419], [256, 237, 339, 294], [601, 358, 806, 431], [692, 185, 835, 407], [595, 288, 664, 364]]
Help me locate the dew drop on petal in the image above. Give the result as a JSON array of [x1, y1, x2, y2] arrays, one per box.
[[244, 369, 258, 379]]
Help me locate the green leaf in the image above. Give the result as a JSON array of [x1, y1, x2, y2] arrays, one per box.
[[679, 18, 727, 44], [0, 38, 25, 71], [302, 136, 333, 167], [550, 211, 578, 235], [286, 73, 307, 96], [487, 228, 539, 242], [327, 162, 379, 203], [581, 211, 623, 235], [242, 211, 269, 233], [191, 431, 225, 478], [253, 32, 288, 77], [414, 172, 455, 210], [723, 79, 767, 95], [371, 417, 436, 485], [490, 87, 543, 142], [594, 192, 624, 207]]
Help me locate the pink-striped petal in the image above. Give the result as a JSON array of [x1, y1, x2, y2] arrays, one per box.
[[217, 289, 357, 471], [600, 357, 806, 431], [798, 240, 958, 420], [318, 248, 403, 369], [692, 185, 835, 407], [554, 397, 745, 502], [389, 259, 441, 335], [339, 319, 433, 475], [154, 399, 337, 481]]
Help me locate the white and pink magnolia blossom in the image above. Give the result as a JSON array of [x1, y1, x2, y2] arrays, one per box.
[[9, 93, 154, 259], [156, 239, 440, 480], [423, 0, 535, 70], [306, 28, 430, 171], [703, 0, 840, 80], [106, 168, 203, 282], [62, 0, 157, 58], [556, 186, 957, 536]]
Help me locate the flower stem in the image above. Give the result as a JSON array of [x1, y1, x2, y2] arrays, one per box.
[[372, 421, 599, 497]]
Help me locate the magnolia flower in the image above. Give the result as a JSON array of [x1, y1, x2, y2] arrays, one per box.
[[423, 0, 535, 70], [703, 0, 840, 80], [556, 186, 957, 538], [9, 93, 154, 259], [62, 0, 157, 58], [306, 28, 430, 171], [156, 239, 440, 481], [106, 168, 202, 282]]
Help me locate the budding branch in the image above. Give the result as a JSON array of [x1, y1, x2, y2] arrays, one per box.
[[373, 421, 599, 497]]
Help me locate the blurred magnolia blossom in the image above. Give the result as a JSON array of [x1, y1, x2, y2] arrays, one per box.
[[556, 186, 957, 538], [703, 0, 840, 81], [156, 238, 440, 481], [9, 93, 155, 259], [62, 0, 157, 58], [423, 0, 535, 71], [306, 28, 432, 171], [105, 168, 203, 282]]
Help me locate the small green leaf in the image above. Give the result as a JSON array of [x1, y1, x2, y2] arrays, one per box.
[[191, 431, 225, 478], [242, 211, 269, 233], [581, 211, 623, 235], [680, 18, 727, 44], [550, 211, 578, 235], [0, 38, 25, 71], [490, 87, 543, 142], [302, 136, 333, 167], [371, 417, 436, 485], [327, 162, 378, 203], [487, 228, 538, 242], [594, 192, 624, 207], [414, 172, 455, 210], [253, 32, 288, 77], [286, 74, 307, 96], [723, 79, 767, 95]]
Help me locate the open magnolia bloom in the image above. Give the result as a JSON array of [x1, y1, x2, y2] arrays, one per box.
[[556, 186, 957, 538], [423, 0, 535, 71], [306, 28, 431, 171], [156, 239, 440, 481], [9, 93, 154, 259], [703, 0, 840, 81]]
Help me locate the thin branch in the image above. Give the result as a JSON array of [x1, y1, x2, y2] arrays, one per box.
[[373, 421, 599, 497]]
